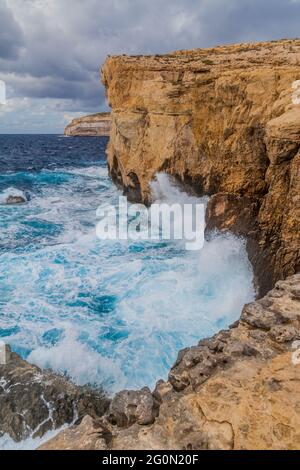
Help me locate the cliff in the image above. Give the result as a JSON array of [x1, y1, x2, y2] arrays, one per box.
[[12, 39, 300, 451], [101, 39, 300, 296], [64, 112, 111, 136]]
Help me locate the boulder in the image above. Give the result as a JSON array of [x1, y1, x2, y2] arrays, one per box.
[[107, 387, 156, 427]]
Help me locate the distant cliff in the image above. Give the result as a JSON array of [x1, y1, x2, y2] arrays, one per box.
[[101, 39, 300, 296], [64, 112, 111, 136]]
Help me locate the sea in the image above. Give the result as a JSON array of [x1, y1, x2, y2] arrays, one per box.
[[0, 134, 254, 397]]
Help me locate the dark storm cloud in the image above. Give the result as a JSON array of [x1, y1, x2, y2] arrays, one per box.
[[0, 1, 24, 59], [1, 0, 300, 132], [3, 0, 300, 100], [197, 0, 300, 45]]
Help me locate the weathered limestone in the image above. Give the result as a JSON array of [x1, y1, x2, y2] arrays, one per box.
[[101, 39, 300, 295], [107, 388, 157, 427]]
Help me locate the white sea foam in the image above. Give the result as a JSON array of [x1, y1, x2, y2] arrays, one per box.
[[0, 428, 64, 450], [151, 173, 207, 205], [0, 187, 28, 204], [0, 168, 254, 396], [28, 324, 126, 390]]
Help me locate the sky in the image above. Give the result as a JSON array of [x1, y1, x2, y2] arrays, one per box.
[[0, 0, 300, 134]]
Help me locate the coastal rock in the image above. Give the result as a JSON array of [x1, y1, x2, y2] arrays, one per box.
[[5, 195, 26, 204], [101, 39, 300, 295], [205, 193, 258, 236], [38, 416, 107, 450], [40, 40, 300, 450], [64, 112, 111, 137], [5, 196, 26, 204], [0, 188, 28, 205], [41, 274, 300, 450], [0, 346, 109, 442], [107, 352, 300, 450], [107, 387, 156, 427]]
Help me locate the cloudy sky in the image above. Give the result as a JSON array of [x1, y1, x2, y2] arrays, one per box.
[[0, 0, 299, 133]]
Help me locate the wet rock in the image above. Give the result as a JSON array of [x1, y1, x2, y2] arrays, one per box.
[[0, 346, 109, 442], [5, 195, 27, 204], [107, 387, 156, 427], [0, 188, 29, 205], [205, 193, 259, 236]]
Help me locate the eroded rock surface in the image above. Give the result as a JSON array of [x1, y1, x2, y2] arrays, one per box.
[[40, 274, 300, 450], [64, 112, 111, 136], [107, 388, 157, 427], [101, 39, 300, 295], [0, 347, 109, 442]]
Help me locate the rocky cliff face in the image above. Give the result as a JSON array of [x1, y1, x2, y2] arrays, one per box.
[[101, 40, 300, 295], [9, 40, 300, 451], [64, 112, 111, 136]]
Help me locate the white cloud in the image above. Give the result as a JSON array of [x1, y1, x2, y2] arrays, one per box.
[[0, 80, 6, 105]]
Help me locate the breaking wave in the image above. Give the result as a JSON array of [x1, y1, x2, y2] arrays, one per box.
[[0, 136, 254, 398]]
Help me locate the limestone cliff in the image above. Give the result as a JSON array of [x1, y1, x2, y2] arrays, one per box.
[[26, 40, 300, 451], [64, 112, 111, 136], [101, 39, 300, 295]]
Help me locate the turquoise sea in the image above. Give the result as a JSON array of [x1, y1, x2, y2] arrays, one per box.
[[0, 135, 254, 393]]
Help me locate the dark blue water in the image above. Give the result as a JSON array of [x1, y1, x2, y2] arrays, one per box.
[[0, 135, 109, 173], [0, 134, 254, 394]]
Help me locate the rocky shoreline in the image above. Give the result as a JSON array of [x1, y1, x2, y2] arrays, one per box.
[[64, 112, 111, 137], [1, 274, 299, 449], [40, 275, 300, 450], [0, 346, 109, 443], [1, 39, 300, 450]]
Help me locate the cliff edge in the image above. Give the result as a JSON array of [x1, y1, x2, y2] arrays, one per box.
[[101, 39, 300, 296], [64, 112, 111, 136], [21, 39, 300, 451]]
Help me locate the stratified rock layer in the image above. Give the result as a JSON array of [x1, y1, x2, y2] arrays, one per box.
[[40, 274, 300, 450], [64, 112, 111, 136], [0, 347, 109, 442], [101, 39, 300, 295]]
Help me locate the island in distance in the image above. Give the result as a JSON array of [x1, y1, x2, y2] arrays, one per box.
[[64, 112, 111, 136]]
